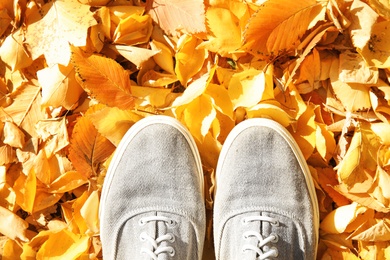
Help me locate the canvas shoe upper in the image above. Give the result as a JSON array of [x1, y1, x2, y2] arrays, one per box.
[[99, 116, 205, 260], [214, 118, 319, 260]]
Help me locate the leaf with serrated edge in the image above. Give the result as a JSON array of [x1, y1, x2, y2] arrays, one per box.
[[71, 46, 135, 110]]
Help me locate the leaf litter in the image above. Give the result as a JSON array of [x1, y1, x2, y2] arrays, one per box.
[[0, 0, 390, 258]]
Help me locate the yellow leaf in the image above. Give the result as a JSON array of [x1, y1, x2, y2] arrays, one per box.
[[48, 171, 88, 194], [0, 8, 12, 38], [35, 117, 69, 156], [246, 100, 293, 127], [78, 0, 110, 6], [336, 123, 381, 190], [348, 0, 379, 50], [132, 85, 176, 108], [172, 73, 209, 109], [71, 46, 135, 110], [13, 168, 36, 213], [111, 44, 160, 68], [141, 70, 178, 87], [25, 0, 97, 65], [182, 95, 217, 142], [289, 103, 316, 160], [371, 122, 390, 145], [37, 63, 84, 110], [3, 121, 25, 149], [320, 202, 368, 234], [80, 190, 99, 235], [146, 0, 206, 36], [243, 0, 325, 56], [68, 108, 116, 178], [0, 83, 44, 138], [87, 106, 142, 146], [72, 191, 89, 233], [359, 21, 390, 68], [150, 40, 174, 74], [33, 149, 60, 185], [36, 229, 89, 259], [0, 29, 33, 71], [112, 12, 152, 45], [175, 35, 207, 86], [0, 205, 29, 242], [339, 50, 378, 84], [205, 83, 234, 119], [368, 0, 390, 19], [330, 56, 372, 112], [2, 239, 23, 259], [353, 219, 390, 241], [228, 69, 265, 109], [199, 7, 242, 56], [33, 189, 62, 213], [316, 123, 336, 162]]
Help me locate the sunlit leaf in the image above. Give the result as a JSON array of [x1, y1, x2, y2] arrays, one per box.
[[25, 0, 97, 65], [71, 46, 135, 110], [146, 0, 206, 36]]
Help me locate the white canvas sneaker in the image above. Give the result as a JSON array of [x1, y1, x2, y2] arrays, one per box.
[[100, 116, 205, 259], [214, 118, 319, 259]]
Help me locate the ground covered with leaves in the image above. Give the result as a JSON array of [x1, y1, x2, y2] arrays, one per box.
[[0, 0, 390, 258]]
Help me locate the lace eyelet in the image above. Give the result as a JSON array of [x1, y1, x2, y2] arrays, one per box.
[[167, 219, 177, 227], [270, 233, 279, 243], [270, 246, 279, 257], [139, 232, 147, 241], [167, 233, 175, 243], [169, 248, 176, 256]]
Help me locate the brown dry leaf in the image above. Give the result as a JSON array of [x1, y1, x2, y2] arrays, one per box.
[[68, 107, 116, 178], [243, 0, 325, 56], [71, 46, 135, 110], [25, 0, 97, 66], [146, 0, 206, 36]]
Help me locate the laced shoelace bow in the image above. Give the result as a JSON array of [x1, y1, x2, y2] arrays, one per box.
[[139, 216, 176, 259], [242, 216, 279, 260]]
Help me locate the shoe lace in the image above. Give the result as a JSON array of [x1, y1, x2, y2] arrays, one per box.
[[139, 216, 176, 259], [242, 216, 279, 260]]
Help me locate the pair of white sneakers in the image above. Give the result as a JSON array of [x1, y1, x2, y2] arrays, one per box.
[[99, 116, 319, 260]]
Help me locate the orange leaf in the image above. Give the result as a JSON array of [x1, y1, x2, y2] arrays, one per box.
[[48, 171, 88, 194], [68, 108, 116, 178], [146, 0, 206, 36], [243, 0, 325, 56], [71, 46, 135, 110]]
